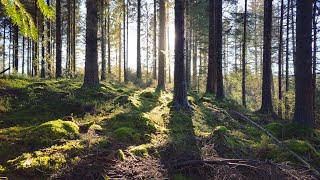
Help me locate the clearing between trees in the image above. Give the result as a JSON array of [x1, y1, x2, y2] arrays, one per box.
[[0, 78, 319, 179]]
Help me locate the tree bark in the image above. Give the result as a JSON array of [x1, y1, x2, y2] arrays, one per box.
[[206, 0, 217, 94], [153, 0, 157, 79], [158, 0, 167, 89], [294, 0, 314, 127], [13, 25, 18, 72], [83, 0, 99, 87], [285, 0, 290, 119], [215, 0, 224, 99], [241, 0, 247, 106], [101, 0, 106, 81], [260, 0, 274, 114], [55, 0, 62, 78], [137, 0, 142, 79], [278, 0, 284, 118], [173, 0, 189, 108], [2, 20, 5, 72], [107, 0, 111, 74]]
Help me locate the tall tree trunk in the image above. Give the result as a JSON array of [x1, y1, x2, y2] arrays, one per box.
[[13, 25, 18, 72], [119, 24, 122, 82], [260, 0, 274, 114], [72, 0, 76, 75], [47, 0, 51, 77], [22, 36, 25, 74], [173, 0, 189, 108], [185, 0, 191, 89], [56, 0, 62, 78], [312, 0, 317, 116], [158, 0, 167, 89], [242, 0, 247, 106], [153, 0, 157, 79], [2, 21, 5, 72], [123, 0, 127, 83], [206, 0, 217, 94], [254, 0, 258, 75], [41, 23, 46, 78], [67, 0, 71, 74], [294, 0, 314, 127], [126, 1, 129, 81], [291, 0, 296, 75], [107, 0, 111, 74], [192, 33, 197, 89], [278, 0, 284, 118], [83, 0, 99, 87], [137, 0, 142, 79], [9, 25, 11, 74], [285, 0, 290, 119], [215, 0, 224, 99], [167, 7, 171, 84], [101, 0, 106, 81]]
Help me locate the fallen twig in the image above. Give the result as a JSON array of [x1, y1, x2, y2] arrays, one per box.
[[229, 110, 320, 178]]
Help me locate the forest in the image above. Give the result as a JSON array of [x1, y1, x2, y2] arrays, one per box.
[[0, 0, 319, 179]]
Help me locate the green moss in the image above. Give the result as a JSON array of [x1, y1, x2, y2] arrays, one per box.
[[116, 149, 126, 161], [246, 126, 261, 137], [284, 123, 312, 138], [214, 126, 229, 134], [26, 120, 80, 147], [265, 123, 284, 138], [285, 139, 317, 154], [114, 127, 140, 142], [129, 144, 150, 157], [140, 91, 155, 99], [7, 141, 83, 174], [89, 124, 103, 131], [0, 164, 6, 174]]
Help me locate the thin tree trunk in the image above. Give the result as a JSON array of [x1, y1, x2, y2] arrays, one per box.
[[242, 0, 248, 106], [285, 0, 290, 119], [2, 20, 5, 72], [137, 0, 142, 79], [72, 0, 76, 75], [47, 0, 51, 77], [294, 0, 314, 127], [101, 0, 106, 81], [278, 0, 284, 118], [123, 0, 127, 83], [260, 0, 274, 114], [153, 0, 157, 79], [13, 25, 18, 72], [41, 22, 46, 78], [192, 33, 197, 89], [22, 36, 25, 74], [107, 0, 111, 74], [173, 0, 189, 109]]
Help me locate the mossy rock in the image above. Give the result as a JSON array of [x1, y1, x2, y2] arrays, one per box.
[[140, 91, 155, 99], [114, 127, 141, 142], [265, 123, 284, 138], [7, 141, 83, 174], [26, 120, 79, 147], [129, 145, 149, 157]]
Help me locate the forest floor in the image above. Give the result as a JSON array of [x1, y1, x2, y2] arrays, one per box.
[[0, 77, 320, 179]]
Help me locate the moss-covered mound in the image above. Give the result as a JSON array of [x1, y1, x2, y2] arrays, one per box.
[[7, 141, 83, 175], [26, 120, 80, 147]]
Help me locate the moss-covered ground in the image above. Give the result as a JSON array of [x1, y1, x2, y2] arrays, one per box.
[[0, 77, 319, 179]]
